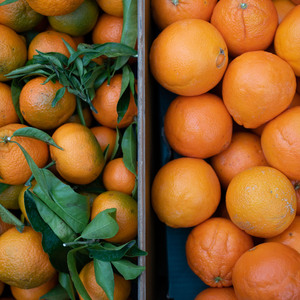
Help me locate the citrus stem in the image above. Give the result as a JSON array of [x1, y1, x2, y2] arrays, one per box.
[[214, 276, 222, 283], [172, 0, 179, 5], [240, 2, 247, 9], [295, 184, 300, 191], [0, 136, 11, 143], [63, 239, 96, 247], [76, 97, 86, 127]]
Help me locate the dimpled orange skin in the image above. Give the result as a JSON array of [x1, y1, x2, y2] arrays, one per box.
[[151, 157, 221, 228], [222, 51, 296, 128], [195, 287, 237, 300], [164, 93, 233, 159], [96, 0, 123, 17], [0, 124, 49, 185], [261, 106, 300, 181], [149, 19, 228, 96], [50, 123, 105, 185], [232, 242, 300, 300], [226, 166, 297, 238]]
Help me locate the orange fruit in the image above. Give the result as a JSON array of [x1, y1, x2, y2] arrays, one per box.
[[50, 123, 105, 185], [0, 226, 56, 289], [261, 106, 300, 181], [79, 260, 131, 300], [0, 184, 23, 210], [291, 0, 300, 3], [272, 0, 296, 23], [164, 93, 232, 159], [266, 215, 300, 253], [0, 217, 13, 235], [48, 0, 100, 37], [0, 82, 19, 127], [96, 0, 123, 17], [274, 5, 300, 76], [211, 0, 278, 56], [28, 30, 77, 60], [91, 74, 137, 129], [19, 76, 76, 130], [232, 242, 300, 300], [92, 13, 123, 45], [222, 51, 296, 128], [151, 157, 221, 228], [26, 0, 84, 16], [0, 123, 49, 185], [226, 166, 297, 238], [91, 191, 137, 244], [151, 0, 218, 30], [186, 217, 253, 287], [149, 19, 228, 96], [90, 126, 117, 160], [211, 131, 268, 188], [195, 287, 237, 300], [0, 24, 27, 82], [10, 274, 57, 300], [66, 107, 94, 128], [102, 158, 136, 195]]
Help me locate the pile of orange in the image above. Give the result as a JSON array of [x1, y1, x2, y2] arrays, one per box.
[[150, 0, 300, 298], [0, 0, 139, 299]]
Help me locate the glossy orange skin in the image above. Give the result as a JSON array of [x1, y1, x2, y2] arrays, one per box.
[[272, 0, 296, 23], [96, 0, 123, 17], [195, 287, 237, 300]]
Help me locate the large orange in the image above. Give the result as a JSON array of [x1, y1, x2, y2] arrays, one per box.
[[0, 124, 49, 185], [186, 218, 253, 287], [0, 226, 56, 289], [226, 166, 297, 238], [195, 287, 237, 300], [96, 0, 123, 17], [211, 0, 278, 56], [272, 0, 296, 23], [0, 82, 18, 127], [151, 157, 221, 228], [274, 5, 300, 76], [50, 123, 105, 185], [0, 24, 27, 81], [261, 106, 300, 181], [222, 51, 296, 128], [149, 19, 228, 96], [232, 242, 300, 300], [151, 0, 218, 30], [164, 93, 232, 159], [211, 131, 268, 188]]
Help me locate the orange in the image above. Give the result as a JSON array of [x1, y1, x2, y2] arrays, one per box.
[[91, 74, 137, 129], [149, 19, 228, 96], [0, 124, 49, 185], [226, 166, 297, 238], [211, 131, 268, 188], [232, 242, 300, 300], [266, 215, 300, 253], [164, 93, 232, 159], [102, 158, 136, 195], [92, 13, 123, 45], [211, 0, 278, 56], [91, 191, 137, 244], [222, 51, 296, 128], [291, 0, 300, 3], [0, 217, 13, 235], [28, 30, 77, 60], [0, 184, 23, 210], [10, 274, 57, 300], [19, 77, 76, 130], [0, 0, 43, 32], [151, 157, 221, 228], [48, 0, 100, 37], [0, 82, 19, 127], [50, 123, 105, 185], [90, 126, 117, 160], [186, 217, 253, 287], [66, 107, 94, 128], [26, 0, 84, 16], [96, 0, 123, 17], [274, 5, 300, 76], [195, 287, 237, 300], [261, 106, 300, 181], [79, 260, 131, 300], [272, 0, 296, 23], [0, 226, 56, 289], [151, 0, 218, 30], [0, 24, 27, 82]]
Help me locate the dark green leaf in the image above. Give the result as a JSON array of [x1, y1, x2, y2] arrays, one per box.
[[0, 183, 10, 194], [131, 178, 137, 200], [11, 79, 24, 123], [94, 259, 114, 300], [58, 272, 76, 300], [0, 0, 18, 6], [117, 86, 130, 124], [5, 64, 46, 78], [111, 127, 120, 160], [57, 71, 71, 87], [111, 259, 145, 280], [103, 145, 110, 161], [84, 66, 105, 89], [76, 97, 86, 126], [0, 204, 24, 231], [40, 283, 71, 300], [42, 73, 58, 85], [36, 50, 64, 69], [62, 39, 76, 56], [75, 58, 84, 78], [52, 87, 66, 107], [125, 243, 148, 257], [93, 70, 108, 90], [73, 180, 106, 194]]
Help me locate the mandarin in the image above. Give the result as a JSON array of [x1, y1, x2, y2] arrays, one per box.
[[195, 287, 237, 300], [66, 107, 94, 128], [272, 0, 296, 23], [96, 0, 123, 17], [0, 184, 23, 210]]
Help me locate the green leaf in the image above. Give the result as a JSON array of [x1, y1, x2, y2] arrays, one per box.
[[117, 86, 131, 124], [58, 272, 76, 300], [111, 127, 120, 160], [93, 69, 108, 90], [5, 63, 48, 78], [73, 180, 106, 194], [0, 0, 18, 6], [111, 259, 145, 280], [11, 79, 24, 123], [36, 50, 65, 69], [52, 87, 66, 107], [94, 259, 114, 300], [131, 178, 137, 200], [0, 183, 10, 194], [40, 283, 71, 300], [125, 243, 148, 257], [62, 38, 76, 56], [0, 204, 24, 231], [11, 127, 63, 149], [75, 58, 84, 78], [80, 208, 118, 240]]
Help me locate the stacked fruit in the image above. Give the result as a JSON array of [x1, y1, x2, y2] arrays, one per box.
[[150, 0, 300, 299], [0, 0, 144, 299]]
